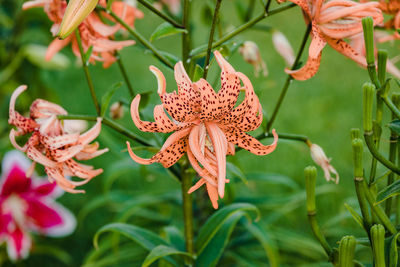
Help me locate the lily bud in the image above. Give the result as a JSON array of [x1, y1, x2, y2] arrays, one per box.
[[272, 30, 295, 66], [304, 166, 317, 213], [309, 143, 339, 184], [63, 119, 88, 134], [58, 0, 99, 39], [339, 235, 356, 267], [371, 224, 386, 267], [362, 82, 375, 133], [239, 41, 268, 77], [110, 102, 124, 119]]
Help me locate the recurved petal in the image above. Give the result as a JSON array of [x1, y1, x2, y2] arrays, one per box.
[[51, 145, 84, 162], [30, 99, 68, 118], [195, 78, 223, 120], [206, 182, 219, 209], [225, 129, 278, 155], [9, 85, 38, 132], [309, 24, 327, 58], [161, 92, 197, 123], [45, 37, 71, 61], [78, 118, 102, 145], [285, 51, 322, 80], [75, 148, 109, 161], [65, 159, 103, 179], [188, 178, 206, 194], [40, 133, 80, 150], [187, 147, 217, 187], [22, 0, 46, 9], [26, 145, 57, 168], [325, 37, 366, 67], [150, 66, 167, 96]]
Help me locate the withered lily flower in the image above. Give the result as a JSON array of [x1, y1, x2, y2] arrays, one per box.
[[127, 51, 278, 209], [309, 143, 339, 184], [279, 0, 383, 80], [8, 85, 108, 193], [239, 41, 268, 77]]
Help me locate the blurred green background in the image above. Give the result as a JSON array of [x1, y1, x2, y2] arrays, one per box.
[[1, 0, 398, 265]]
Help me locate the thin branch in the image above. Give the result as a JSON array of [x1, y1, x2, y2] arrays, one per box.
[[115, 51, 135, 97], [182, 0, 190, 68], [136, 0, 184, 28], [98, 6, 174, 69], [203, 0, 223, 79], [75, 30, 101, 115], [189, 3, 296, 58], [266, 24, 311, 132]]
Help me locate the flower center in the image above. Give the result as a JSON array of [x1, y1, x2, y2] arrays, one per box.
[[3, 194, 27, 228]]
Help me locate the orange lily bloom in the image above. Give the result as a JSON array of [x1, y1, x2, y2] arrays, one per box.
[[22, 0, 143, 68], [279, 0, 383, 80], [127, 51, 278, 209], [378, 0, 400, 40], [8, 85, 108, 193]]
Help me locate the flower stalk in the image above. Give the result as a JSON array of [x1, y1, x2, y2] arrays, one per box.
[[136, 0, 184, 28], [181, 161, 195, 262], [115, 52, 135, 97], [203, 0, 223, 79], [266, 24, 311, 132], [75, 30, 101, 115], [304, 166, 332, 257]]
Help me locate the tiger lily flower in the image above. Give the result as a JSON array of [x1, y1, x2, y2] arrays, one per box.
[[8, 85, 108, 193], [23, 0, 143, 68], [279, 0, 383, 80], [378, 0, 400, 41], [0, 150, 76, 261], [127, 51, 278, 209]]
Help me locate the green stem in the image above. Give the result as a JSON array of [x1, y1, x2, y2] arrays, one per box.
[[355, 177, 372, 231], [136, 0, 184, 28], [181, 163, 194, 263], [308, 211, 332, 256], [266, 24, 311, 132], [98, 6, 174, 69], [385, 134, 397, 215], [189, 3, 296, 58], [362, 180, 397, 234], [115, 52, 134, 97], [382, 96, 400, 119], [182, 0, 190, 68], [203, 0, 223, 79], [75, 30, 101, 115], [364, 132, 400, 176]]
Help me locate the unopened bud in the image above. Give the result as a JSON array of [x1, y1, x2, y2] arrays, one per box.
[[58, 0, 99, 39], [339, 235, 356, 267], [362, 82, 375, 132], [309, 143, 339, 184], [63, 119, 88, 134], [272, 30, 295, 66], [239, 41, 268, 77], [110, 102, 124, 119], [304, 166, 317, 212], [371, 224, 386, 267]]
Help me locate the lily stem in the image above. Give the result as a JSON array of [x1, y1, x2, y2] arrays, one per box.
[[189, 3, 296, 58], [75, 30, 101, 116], [266, 24, 311, 132], [115, 51, 134, 97], [136, 0, 184, 28], [181, 163, 195, 263], [308, 210, 332, 257], [203, 0, 223, 79], [99, 6, 174, 69]]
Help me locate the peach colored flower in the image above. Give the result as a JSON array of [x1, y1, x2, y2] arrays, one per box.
[[239, 41, 268, 77], [272, 30, 295, 66], [8, 85, 108, 193], [279, 0, 383, 80], [126, 51, 278, 209], [378, 0, 400, 41], [22, 0, 143, 68]]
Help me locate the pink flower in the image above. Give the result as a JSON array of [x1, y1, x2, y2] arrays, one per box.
[[126, 51, 278, 209], [0, 150, 76, 261], [280, 0, 383, 80], [8, 85, 108, 193], [22, 0, 143, 68]]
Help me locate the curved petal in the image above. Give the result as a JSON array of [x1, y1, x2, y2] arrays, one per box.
[[206, 182, 219, 209], [285, 51, 322, 80], [1, 165, 31, 197], [51, 145, 84, 162], [9, 85, 38, 133], [150, 65, 167, 96], [41, 133, 80, 150], [22, 0, 46, 10], [226, 129, 278, 155], [205, 122, 227, 198], [64, 159, 103, 179], [309, 23, 327, 58], [194, 78, 223, 120], [325, 37, 366, 67], [78, 117, 102, 145], [6, 226, 31, 261], [45, 37, 72, 61], [187, 147, 217, 186]]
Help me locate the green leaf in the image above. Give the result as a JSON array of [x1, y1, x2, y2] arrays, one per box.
[[377, 179, 400, 204], [226, 162, 248, 184], [139, 91, 153, 110], [142, 245, 192, 267], [195, 203, 259, 255], [150, 22, 187, 42], [94, 223, 169, 250], [344, 203, 365, 229], [246, 172, 299, 190], [32, 245, 73, 265], [196, 213, 244, 267], [388, 120, 400, 136], [192, 64, 204, 83], [242, 221, 279, 267], [390, 232, 400, 267], [101, 82, 122, 117], [162, 226, 185, 252], [84, 46, 93, 64], [159, 51, 180, 66]]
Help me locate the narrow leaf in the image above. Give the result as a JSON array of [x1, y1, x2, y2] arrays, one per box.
[[376, 179, 400, 204], [388, 120, 400, 136], [192, 64, 204, 83], [141, 245, 192, 267], [226, 162, 248, 184], [195, 203, 259, 255], [101, 82, 122, 117], [150, 22, 187, 42], [344, 203, 365, 229]]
